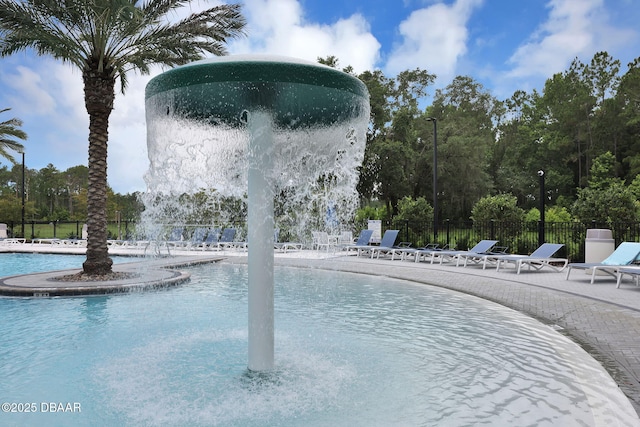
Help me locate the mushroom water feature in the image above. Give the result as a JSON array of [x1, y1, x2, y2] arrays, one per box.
[[143, 55, 370, 371]]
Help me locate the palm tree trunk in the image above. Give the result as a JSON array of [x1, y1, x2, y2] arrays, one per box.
[[82, 67, 115, 275]]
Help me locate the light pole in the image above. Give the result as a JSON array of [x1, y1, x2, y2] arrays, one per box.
[[21, 151, 25, 239], [538, 170, 545, 247], [426, 117, 438, 241]]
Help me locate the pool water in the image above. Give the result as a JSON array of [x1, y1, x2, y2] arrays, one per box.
[[0, 253, 132, 278], [0, 263, 637, 426]]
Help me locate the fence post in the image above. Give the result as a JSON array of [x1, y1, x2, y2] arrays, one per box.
[[445, 219, 450, 246], [403, 220, 409, 243], [490, 220, 495, 240]]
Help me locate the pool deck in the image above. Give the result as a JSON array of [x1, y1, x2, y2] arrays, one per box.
[[2, 243, 640, 418]]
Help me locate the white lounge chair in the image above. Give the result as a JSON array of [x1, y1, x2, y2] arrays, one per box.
[[336, 231, 354, 250], [165, 227, 185, 246], [492, 243, 567, 274], [274, 229, 303, 253], [198, 228, 222, 250], [216, 228, 239, 250], [616, 267, 640, 288], [456, 245, 509, 267], [312, 231, 333, 252], [416, 240, 499, 264], [343, 229, 374, 255], [389, 243, 441, 261], [566, 242, 640, 284], [370, 230, 402, 259], [357, 230, 399, 258], [185, 227, 209, 250]]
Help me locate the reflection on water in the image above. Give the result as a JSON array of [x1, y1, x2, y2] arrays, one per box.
[[0, 253, 131, 278], [0, 264, 637, 426]]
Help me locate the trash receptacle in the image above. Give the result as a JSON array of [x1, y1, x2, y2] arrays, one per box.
[[585, 229, 614, 275]]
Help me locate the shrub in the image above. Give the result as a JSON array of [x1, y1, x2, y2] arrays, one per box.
[[525, 206, 572, 222], [355, 204, 388, 222], [470, 194, 525, 222], [395, 196, 433, 222]]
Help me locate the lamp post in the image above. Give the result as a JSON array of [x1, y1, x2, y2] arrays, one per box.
[[426, 117, 438, 241], [538, 170, 545, 247], [21, 151, 25, 239]]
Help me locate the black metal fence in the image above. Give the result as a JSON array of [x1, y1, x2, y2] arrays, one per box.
[[2, 220, 135, 241], [4, 218, 640, 263], [358, 219, 640, 262]]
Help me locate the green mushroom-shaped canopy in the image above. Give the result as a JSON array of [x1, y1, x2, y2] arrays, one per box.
[[145, 55, 369, 129]]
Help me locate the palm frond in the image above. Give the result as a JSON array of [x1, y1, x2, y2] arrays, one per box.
[[0, 108, 27, 164], [1, 0, 246, 93]]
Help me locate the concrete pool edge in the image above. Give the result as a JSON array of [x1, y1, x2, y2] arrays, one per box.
[[0, 256, 222, 297]]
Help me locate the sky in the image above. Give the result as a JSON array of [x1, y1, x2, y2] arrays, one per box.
[[0, 0, 638, 194]]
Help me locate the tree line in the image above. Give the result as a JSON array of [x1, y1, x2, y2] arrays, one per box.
[[0, 162, 143, 224], [321, 50, 640, 224]]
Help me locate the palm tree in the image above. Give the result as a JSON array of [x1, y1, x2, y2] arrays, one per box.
[[0, 0, 246, 276], [0, 108, 27, 163]]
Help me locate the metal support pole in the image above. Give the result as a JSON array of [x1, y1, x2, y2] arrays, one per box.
[[247, 110, 275, 372], [427, 117, 438, 242], [21, 151, 25, 238], [538, 170, 545, 247]]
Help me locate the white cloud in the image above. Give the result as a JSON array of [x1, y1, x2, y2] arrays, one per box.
[[108, 72, 157, 193], [1, 65, 56, 115], [506, 0, 636, 80], [0, 60, 91, 172], [232, 0, 380, 72], [50, 64, 88, 128], [384, 0, 483, 81]]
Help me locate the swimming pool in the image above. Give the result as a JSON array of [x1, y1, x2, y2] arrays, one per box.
[[0, 263, 637, 426], [0, 253, 132, 278]]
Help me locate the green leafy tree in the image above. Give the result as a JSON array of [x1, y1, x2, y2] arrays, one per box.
[[572, 183, 638, 223], [471, 194, 526, 249], [618, 58, 640, 179], [33, 164, 65, 219], [355, 204, 388, 222], [525, 206, 572, 222], [0, 193, 35, 223], [587, 151, 618, 190], [470, 194, 525, 223], [0, 0, 246, 275], [540, 59, 597, 188], [628, 174, 640, 199], [491, 90, 536, 204], [490, 89, 573, 209], [373, 140, 414, 214], [395, 196, 433, 223], [0, 108, 26, 163], [61, 165, 89, 218], [429, 76, 497, 219], [584, 51, 621, 106], [571, 152, 639, 223], [355, 67, 435, 211]]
